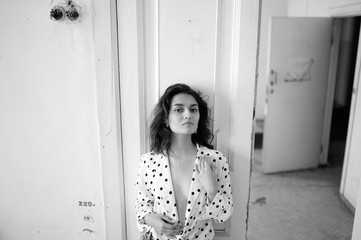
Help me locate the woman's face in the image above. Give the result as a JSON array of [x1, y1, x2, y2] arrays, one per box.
[[168, 93, 200, 136]]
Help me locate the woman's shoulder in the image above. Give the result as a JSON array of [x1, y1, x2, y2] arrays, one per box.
[[198, 145, 227, 159], [141, 151, 165, 162], [139, 152, 166, 171]]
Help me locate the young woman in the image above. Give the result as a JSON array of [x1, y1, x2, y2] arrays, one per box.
[[135, 83, 233, 240]]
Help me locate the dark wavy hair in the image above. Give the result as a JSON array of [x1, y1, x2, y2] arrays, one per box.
[[149, 83, 214, 154]]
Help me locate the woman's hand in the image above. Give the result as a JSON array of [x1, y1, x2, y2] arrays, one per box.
[[144, 214, 183, 237], [195, 156, 218, 202]]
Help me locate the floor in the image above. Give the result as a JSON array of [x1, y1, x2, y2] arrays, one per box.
[[247, 140, 355, 240]]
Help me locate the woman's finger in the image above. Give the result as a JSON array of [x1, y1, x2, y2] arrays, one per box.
[[161, 215, 175, 224], [162, 226, 182, 236], [165, 227, 183, 236], [201, 157, 206, 169], [198, 157, 204, 171], [204, 157, 210, 170], [164, 223, 181, 230], [211, 162, 216, 172], [195, 161, 200, 173]]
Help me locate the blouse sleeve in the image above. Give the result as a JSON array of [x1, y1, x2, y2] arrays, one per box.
[[198, 152, 233, 222], [135, 154, 154, 233]]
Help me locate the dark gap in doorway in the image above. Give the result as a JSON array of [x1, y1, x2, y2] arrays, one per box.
[[328, 17, 360, 167]]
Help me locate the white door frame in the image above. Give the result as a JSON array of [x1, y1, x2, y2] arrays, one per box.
[[93, 0, 127, 239], [111, 0, 261, 239]]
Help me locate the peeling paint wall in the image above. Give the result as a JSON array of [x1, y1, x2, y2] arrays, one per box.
[[0, 1, 106, 239]]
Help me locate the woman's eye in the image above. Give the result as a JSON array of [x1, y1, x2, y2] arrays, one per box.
[[174, 108, 183, 112], [191, 109, 198, 112]]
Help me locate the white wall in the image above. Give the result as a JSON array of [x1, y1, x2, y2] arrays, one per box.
[[288, 0, 331, 16], [0, 1, 108, 239]]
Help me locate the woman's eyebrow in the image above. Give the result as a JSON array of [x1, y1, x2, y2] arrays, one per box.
[[172, 103, 198, 107], [172, 103, 184, 107]]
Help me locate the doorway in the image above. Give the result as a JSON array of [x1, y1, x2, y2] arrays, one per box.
[[331, 17, 360, 212], [247, 17, 359, 240]]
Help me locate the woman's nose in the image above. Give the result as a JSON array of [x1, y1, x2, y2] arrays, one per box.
[[184, 110, 191, 119]]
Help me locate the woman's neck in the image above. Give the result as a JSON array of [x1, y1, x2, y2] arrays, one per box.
[[170, 134, 196, 155]]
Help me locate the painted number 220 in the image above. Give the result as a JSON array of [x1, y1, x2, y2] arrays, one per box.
[[78, 201, 95, 207]]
